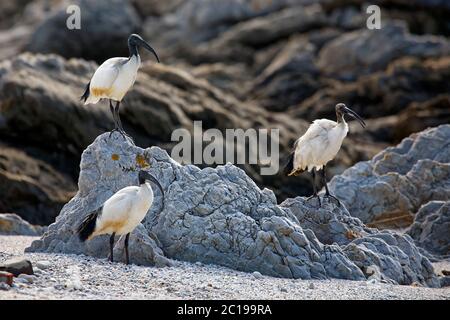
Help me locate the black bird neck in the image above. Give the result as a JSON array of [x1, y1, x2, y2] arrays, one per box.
[[128, 43, 139, 58], [336, 110, 344, 124]]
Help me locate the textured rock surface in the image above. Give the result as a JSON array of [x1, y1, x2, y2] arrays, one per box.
[[407, 201, 450, 259], [26, 0, 141, 63], [0, 213, 44, 236], [27, 133, 439, 286], [0, 143, 76, 225], [329, 125, 450, 229], [318, 22, 450, 80]]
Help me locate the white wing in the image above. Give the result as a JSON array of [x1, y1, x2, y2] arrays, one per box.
[[89, 57, 128, 90], [293, 119, 336, 171], [95, 186, 139, 232]]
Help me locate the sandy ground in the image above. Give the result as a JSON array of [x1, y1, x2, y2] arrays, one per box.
[[0, 236, 449, 300]]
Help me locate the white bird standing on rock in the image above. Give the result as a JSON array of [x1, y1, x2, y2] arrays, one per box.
[[81, 34, 160, 142], [285, 103, 366, 206], [77, 170, 164, 264]]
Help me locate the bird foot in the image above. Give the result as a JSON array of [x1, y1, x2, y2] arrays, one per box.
[[120, 130, 135, 145], [324, 193, 341, 207], [109, 128, 135, 145], [306, 194, 321, 207], [109, 128, 121, 139]]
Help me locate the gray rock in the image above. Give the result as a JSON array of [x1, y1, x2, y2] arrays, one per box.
[[0, 257, 33, 276], [406, 201, 450, 258], [26, 0, 141, 63], [0, 213, 43, 236], [318, 22, 450, 80], [281, 197, 438, 286], [18, 273, 36, 284], [35, 260, 51, 270], [27, 132, 438, 286], [329, 125, 450, 228]]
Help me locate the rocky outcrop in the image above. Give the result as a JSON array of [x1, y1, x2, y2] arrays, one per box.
[[328, 125, 450, 229], [0, 213, 44, 236], [291, 56, 450, 122], [318, 22, 450, 80], [407, 201, 449, 259], [27, 133, 439, 287], [26, 0, 141, 63], [0, 143, 76, 225]]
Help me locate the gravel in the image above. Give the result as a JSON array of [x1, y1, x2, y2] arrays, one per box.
[[0, 236, 449, 300]]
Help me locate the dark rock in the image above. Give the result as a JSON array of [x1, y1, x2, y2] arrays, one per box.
[[292, 57, 450, 122], [0, 142, 76, 225], [26, 0, 141, 63], [318, 22, 450, 81], [0, 257, 33, 277]]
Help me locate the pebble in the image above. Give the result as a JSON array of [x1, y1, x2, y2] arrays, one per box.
[[309, 283, 315, 289], [279, 287, 287, 292], [252, 271, 263, 279], [0, 283, 10, 291], [15, 277, 29, 284], [36, 261, 51, 270], [18, 274, 36, 284]]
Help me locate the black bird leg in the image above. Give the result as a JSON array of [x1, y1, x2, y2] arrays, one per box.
[[114, 101, 135, 144], [109, 232, 116, 262], [306, 168, 321, 206], [322, 166, 341, 207], [124, 233, 130, 265], [109, 100, 121, 138]]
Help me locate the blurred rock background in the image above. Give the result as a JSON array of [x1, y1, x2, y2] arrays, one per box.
[[0, 0, 449, 227]]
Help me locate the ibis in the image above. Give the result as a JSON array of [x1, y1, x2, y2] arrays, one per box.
[[285, 103, 366, 206], [77, 170, 164, 264], [81, 34, 160, 141]]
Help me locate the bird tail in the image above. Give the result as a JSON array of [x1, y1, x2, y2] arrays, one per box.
[[283, 151, 304, 177], [283, 151, 295, 176], [80, 81, 90, 103], [76, 207, 101, 242]]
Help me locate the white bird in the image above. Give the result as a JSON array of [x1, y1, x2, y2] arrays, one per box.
[[285, 103, 366, 206], [77, 170, 164, 264], [81, 34, 160, 142]]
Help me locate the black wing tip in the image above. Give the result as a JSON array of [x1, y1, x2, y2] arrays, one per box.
[[283, 152, 295, 176], [80, 81, 90, 102], [76, 208, 99, 242]]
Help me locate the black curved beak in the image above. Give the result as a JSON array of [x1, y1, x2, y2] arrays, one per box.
[[137, 39, 160, 63], [142, 171, 165, 202], [344, 107, 366, 128]]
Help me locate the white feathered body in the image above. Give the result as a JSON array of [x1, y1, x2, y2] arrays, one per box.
[[85, 55, 141, 104], [293, 119, 348, 172], [89, 182, 153, 239]]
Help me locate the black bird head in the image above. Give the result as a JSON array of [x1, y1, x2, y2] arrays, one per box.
[[138, 170, 165, 201], [128, 34, 160, 63], [335, 103, 366, 128]]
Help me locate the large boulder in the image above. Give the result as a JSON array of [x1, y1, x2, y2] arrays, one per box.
[[0, 143, 76, 225], [292, 56, 450, 122], [328, 125, 450, 229], [406, 201, 450, 259], [318, 22, 450, 81], [26, 0, 141, 63], [27, 132, 439, 286]]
